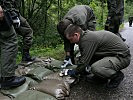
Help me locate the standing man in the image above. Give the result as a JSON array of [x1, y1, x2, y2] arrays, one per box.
[[105, 0, 126, 41], [57, 5, 96, 68], [13, 0, 35, 62], [128, 16, 133, 27], [61, 24, 131, 89], [0, 5, 25, 89]]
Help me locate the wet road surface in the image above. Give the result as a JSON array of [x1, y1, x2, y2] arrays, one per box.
[[66, 22, 133, 100]]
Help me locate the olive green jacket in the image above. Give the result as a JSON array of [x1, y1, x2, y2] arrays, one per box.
[[76, 30, 130, 73]]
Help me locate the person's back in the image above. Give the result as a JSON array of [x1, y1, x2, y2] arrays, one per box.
[[81, 30, 128, 56], [64, 5, 96, 31]]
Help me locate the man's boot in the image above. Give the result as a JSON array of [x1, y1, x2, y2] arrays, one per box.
[[106, 71, 124, 89], [22, 49, 35, 62], [86, 74, 108, 84], [1, 76, 26, 89]]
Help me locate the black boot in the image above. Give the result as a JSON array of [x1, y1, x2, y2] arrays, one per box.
[[22, 49, 35, 62], [86, 74, 108, 84], [106, 71, 124, 89], [1, 76, 26, 89]]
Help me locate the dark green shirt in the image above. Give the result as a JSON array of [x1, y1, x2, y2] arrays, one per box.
[[76, 30, 130, 73]]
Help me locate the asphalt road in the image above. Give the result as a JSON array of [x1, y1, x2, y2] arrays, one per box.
[[66, 22, 133, 100]]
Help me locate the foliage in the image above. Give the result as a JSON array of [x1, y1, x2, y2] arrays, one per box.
[[17, 44, 64, 63], [19, 0, 109, 48], [16, 0, 132, 61], [124, 0, 133, 21]]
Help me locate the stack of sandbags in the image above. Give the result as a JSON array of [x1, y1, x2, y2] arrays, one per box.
[[1, 57, 77, 100]]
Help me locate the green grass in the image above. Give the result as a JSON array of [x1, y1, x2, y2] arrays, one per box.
[[17, 44, 65, 63]]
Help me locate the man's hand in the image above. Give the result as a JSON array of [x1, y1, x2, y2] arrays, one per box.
[[59, 69, 77, 77], [61, 56, 73, 68], [0, 6, 4, 21]]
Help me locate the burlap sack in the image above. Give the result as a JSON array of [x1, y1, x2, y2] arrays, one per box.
[[30, 79, 70, 99], [14, 90, 57, 100]]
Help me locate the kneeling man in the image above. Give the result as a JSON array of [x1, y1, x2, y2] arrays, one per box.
[[61, 24, 131, 89]]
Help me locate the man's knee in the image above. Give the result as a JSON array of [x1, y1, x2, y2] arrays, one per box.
[[91, 62, 116, 78]]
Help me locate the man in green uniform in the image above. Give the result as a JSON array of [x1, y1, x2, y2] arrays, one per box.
[[13, 0, 34, 62], [0, 5, 25, 89], [105, 0, 126, 41], [61, 24, 131, 89], [14, 0, 35, 62], [2, 0, 34, 62], [57, 5, 96, 68], [128, 16, 133, 27]]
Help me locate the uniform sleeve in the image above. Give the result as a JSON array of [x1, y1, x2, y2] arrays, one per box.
[[57, 25, 72, 52], [76, 40, 98, 73], [64, 38, 72, 52]]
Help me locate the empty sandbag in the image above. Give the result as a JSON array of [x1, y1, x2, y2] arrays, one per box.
[[14, 90, 57, 100], [30, 79, 70, 99]]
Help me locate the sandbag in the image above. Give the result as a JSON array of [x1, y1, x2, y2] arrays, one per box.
[[15, 66, 33, 76], [27, 67, 54, 81], [43, 72, 75, 84], [30, 79, 70, 99], [19, 57, 43, 67], [14, 90, 57, 100], [0, 93, 11, 100], [1, 77, 38, 98]]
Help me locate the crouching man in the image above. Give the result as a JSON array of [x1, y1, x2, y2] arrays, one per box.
[[61, 24, 131, 89]]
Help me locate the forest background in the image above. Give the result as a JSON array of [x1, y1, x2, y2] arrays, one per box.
[[17, 0, 133, 62]]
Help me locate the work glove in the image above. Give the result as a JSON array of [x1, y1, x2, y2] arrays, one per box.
[[12, 16, 20, 28], [61, 56, 73, 68], [59, 69, 77, 77]]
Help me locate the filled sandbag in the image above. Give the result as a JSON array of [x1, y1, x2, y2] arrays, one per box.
[[15, 66, 33, 76], [27, 67, 54, 81], [43, 72, 75, 84], [14, 90, 57, 100], [1, 77, 38, 98], [19, 57, 42, 67], [30, 79, 70, 99], [0, 93, 11, 100]]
